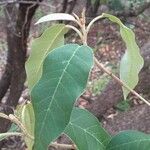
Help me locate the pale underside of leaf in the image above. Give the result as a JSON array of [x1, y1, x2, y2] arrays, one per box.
[[21, 103, 35, 150], [25, 24, 67, 91], [102, 13, 144, 99], [31, 44, 93, 150], [35, 13, 76, 24], [65, 108, 111, 150]]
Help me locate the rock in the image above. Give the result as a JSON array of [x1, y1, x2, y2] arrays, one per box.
[[103, 104, 150, 135]]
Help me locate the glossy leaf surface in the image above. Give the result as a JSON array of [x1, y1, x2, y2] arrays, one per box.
[[65, 107, 111, 150], [25, 24, 67, 91], [102, 13, 144, 99], [31, 44, 93, 150]]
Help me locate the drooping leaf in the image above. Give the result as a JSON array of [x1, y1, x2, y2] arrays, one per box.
[[21, 103, 35, 150], [106, 130, 150, 150], [65, 107, 111, 150], [25, 24, 67, 91], [31, 44, 94, 150], [102, 13, 144, 99], [35, 13, 76, 25]]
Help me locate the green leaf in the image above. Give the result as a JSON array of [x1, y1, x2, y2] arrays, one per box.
[[8, 123, 19, 132], [15, 103, 35, 150], [31, 44, 94, 150], [21, 103, 35, 150], [25, 24, 67, 91], [102, 13, 144, 99], [106, 130, 150, 150], [35, 13, 76, 25], [115, 100, 131, 112], [65, 107, 111, 150]]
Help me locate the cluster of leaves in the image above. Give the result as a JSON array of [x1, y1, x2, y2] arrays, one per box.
[[0, 12, 150, 150]]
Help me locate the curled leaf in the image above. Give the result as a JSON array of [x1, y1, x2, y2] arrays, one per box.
[[102, 13, 144, 99], [35, 13, 76, 24]]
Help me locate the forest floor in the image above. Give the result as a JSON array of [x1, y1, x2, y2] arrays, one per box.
[[0, 12, 150, 149]]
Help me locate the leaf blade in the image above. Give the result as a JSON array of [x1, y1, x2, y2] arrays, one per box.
[[106, 130, 150, 150], [35, 13, 76, 24], [65, 107, 111, 150], [102, 13, 144, 99], [31, 44, 94, 150], [21, 103, 35, 150], [25, 24, 67, 91]]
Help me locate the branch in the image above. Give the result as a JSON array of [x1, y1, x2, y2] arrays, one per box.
[[94, 58, 150, 106], [50, 142, 77, 150], [0, 113, 34, 140], [60, 0, 68, 13], [74, 10, 150, 106]]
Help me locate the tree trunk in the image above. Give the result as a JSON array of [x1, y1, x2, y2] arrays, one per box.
[[0, 4, 16, 101], [86, 0, 101, 17], [0, 0, 41, 137]]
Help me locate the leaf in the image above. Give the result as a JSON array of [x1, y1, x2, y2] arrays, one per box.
[[115, 100, 131, 112], [106, 130, 150, 150], [8, 123, 19, 132], [102, 13, 144, 99], [21, 103, 35, 150], [65, 107, 111, 150], [35, 13, 76, 24], [15, 103, 35, 150], [25, 24, 67, 91], [31, 44, 94, 150]]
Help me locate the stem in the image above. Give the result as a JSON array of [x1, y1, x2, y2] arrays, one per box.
[[80, 8, 87, 45], [78, 11, 150, 106], [0, 113, 34, 140], [0, 132, 23, 137], [94, 58, 150, 106], [50, 142, 77, 149], [65, 25, 83, 40], [0, 113, 10, 120], [9, 114, 34, 140], [86, 14, 104, 34]]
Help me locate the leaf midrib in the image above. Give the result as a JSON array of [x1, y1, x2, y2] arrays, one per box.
[[38, 45, 81, 142], [69, 122, 105, 149]]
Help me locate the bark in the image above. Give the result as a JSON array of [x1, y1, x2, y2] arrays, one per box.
[[60, 0, 68, 13], [59, 0, 77, 24], [87, 41, 150, 118], [86, 0, 101, 17], [66, 0, 77, 14], [5, 2, 39, 107], [0, 4, 16, 101], [0, 0, 41, 135]]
